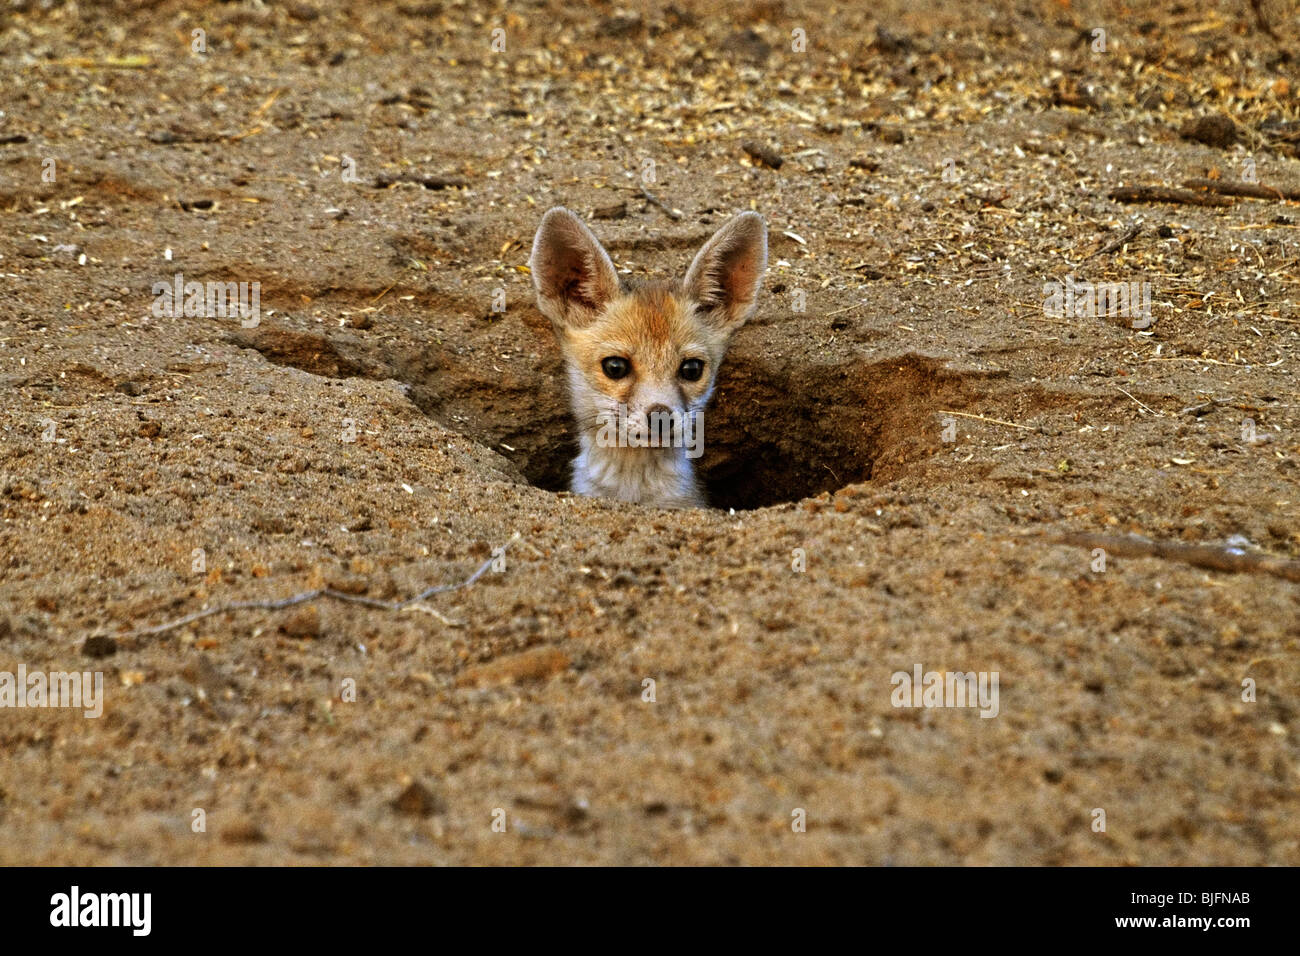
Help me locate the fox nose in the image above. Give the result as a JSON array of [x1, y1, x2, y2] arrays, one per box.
[[645, 404, 672, 427], [645, 403, 677, 445]]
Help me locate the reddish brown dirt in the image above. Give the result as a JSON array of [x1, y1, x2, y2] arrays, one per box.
[[1, 0, 1298, 864]]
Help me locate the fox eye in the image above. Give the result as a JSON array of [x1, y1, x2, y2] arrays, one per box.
[[601, 356, 631, 379], [678, 358, 705, 382]]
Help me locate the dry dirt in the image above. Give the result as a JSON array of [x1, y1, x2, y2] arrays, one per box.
[[1, 0, 1298, 865]]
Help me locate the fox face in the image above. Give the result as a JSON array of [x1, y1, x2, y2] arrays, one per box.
[[557, 283, 725, 457], [529, 207, 768, 508]]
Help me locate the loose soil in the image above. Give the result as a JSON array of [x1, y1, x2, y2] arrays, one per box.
[[1, 0, 1298, 864]]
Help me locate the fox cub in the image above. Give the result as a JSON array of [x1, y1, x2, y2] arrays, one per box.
[[529, 207, 768, 509]]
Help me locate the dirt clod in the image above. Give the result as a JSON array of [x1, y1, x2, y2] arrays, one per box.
[[280, 606, 322, 640], [1179, 113, 1240, 149], [81, 636, 117, 658], [457, 648, 571, 689], [392, 781, 445, 817]]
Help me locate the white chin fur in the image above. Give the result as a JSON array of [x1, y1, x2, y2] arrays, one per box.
[[571, 435, 704, 509]]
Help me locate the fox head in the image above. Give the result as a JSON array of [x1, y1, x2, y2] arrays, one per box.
[[528, 207, 768, 462]]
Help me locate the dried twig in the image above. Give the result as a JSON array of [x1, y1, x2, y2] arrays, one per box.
[[1050, 532, 1300, 583], [99, 535, 517, 644], [1109, 186, 1234, 207], [639, 186, 682, 220], [1178, 397, 1233, 416], [1080, 223, 1141, 262], [40, 55, 153, 69], [939, 410, 1035, 431], [1182, 177, 1300, 201], [1116, 386, 1161, 415], [826, 300, 870, 316]]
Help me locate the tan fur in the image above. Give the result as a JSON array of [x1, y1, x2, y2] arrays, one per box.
[[529, 208, 767, 508]]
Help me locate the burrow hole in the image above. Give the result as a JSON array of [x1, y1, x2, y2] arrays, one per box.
[[237, 329, 976, 511]]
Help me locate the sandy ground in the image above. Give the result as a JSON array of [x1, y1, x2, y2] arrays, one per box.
[[1, 0, 1298, 864]]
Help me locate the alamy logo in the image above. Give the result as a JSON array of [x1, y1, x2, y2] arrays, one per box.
[[0, 665, 103, 718], [1043, 275, 1153, 329], [890, 664, 999, 718], [594, 406, 704, 459], [50, 886, 151, 936], [152, 272, 260, 327]]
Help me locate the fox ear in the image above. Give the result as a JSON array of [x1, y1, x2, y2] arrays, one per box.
[[683, 211, 767, 333], [529, 207, 621, 329]]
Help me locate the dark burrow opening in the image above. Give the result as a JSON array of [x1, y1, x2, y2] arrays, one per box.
[[393, 348, 981, 511], [234, 328, 978, 511], [494, 353, 961, 511]]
